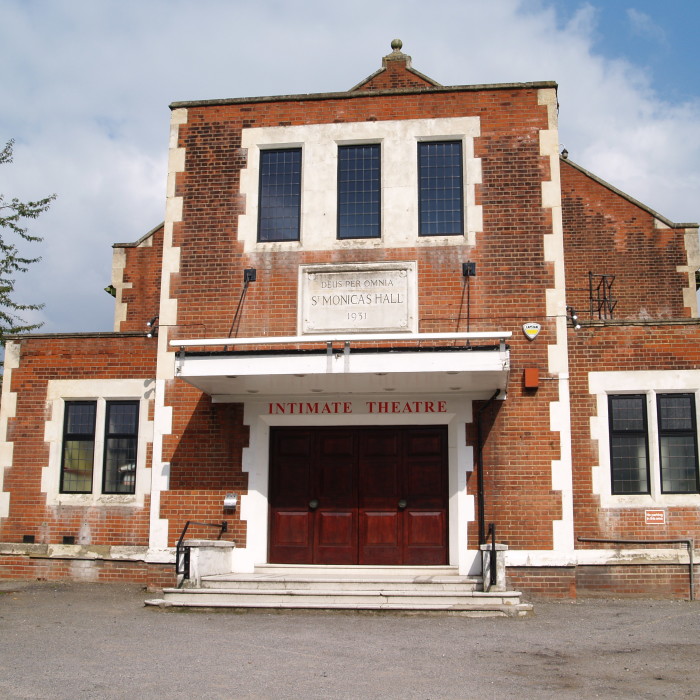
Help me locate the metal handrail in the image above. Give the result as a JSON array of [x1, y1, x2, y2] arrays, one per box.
[[175, 520, 228, 580], [577, 537, 695, 601]]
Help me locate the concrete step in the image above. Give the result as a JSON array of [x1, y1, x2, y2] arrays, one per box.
[[145, 563, 532, 616], [250, 564, 462, 577], [147, 589, 530, 615], [147, 586, 531, 616], [201, 572, 480, 592], [160, 587, 522, 604]]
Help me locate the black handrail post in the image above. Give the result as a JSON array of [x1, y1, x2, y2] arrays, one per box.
[[175, 520, 228, 582], [487, 523, 498, 587]]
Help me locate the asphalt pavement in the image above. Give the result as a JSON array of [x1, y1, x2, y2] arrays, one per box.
[[0, 580, 698, 699]]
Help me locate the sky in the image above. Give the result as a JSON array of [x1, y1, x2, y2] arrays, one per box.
[[0, 0, 698, 334]]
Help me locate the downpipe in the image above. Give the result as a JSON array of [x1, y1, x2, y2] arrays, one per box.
[[476, 388, 501, 545]]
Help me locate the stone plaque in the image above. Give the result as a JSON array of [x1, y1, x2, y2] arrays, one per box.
[[299, 262, 417, 334]]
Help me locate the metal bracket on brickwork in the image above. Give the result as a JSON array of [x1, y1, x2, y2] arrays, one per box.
[[588, 271, 617, 320]]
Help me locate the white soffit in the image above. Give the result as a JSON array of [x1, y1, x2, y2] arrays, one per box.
[[175, 348, 510, 400]]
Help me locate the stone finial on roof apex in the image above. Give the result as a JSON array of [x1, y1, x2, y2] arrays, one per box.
[[348, 40, 441, 91], [384, 39, 409, 65]]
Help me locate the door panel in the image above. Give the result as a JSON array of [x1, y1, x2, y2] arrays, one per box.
[[269, 426, 447, 565], [360, 511, 401, 565], [358, 428, 402, 564], [403, 427, 448, 564], [268, 429, 314, 563], [314, 430, 357, 563], [315, 511, 356, 564]]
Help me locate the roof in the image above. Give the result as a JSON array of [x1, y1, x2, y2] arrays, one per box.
[[170, 40, 556, 110], [562, 157, 698, 229]]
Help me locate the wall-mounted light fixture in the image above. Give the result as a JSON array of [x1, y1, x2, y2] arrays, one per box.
[[462, 261, 476, 277], [146, 315, 159, 338], [223, 493, 238, 510], [566, 305, 581, 330], [104, 284, 116, 297]]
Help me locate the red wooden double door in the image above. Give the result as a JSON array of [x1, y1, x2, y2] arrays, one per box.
[[269, 426, 448, 565]]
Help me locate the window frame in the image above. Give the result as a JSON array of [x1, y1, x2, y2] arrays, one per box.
[[101, 400, 140, 495], [608, 394, 650, 495], [257, 147, 302, 243], [57, 397, 144, 498], [417, 140, 465, 237], [337, 143, 381, 240], [604, 390, 700, 500], [657, 393, 700, 494], [60, 401, 98, 494]]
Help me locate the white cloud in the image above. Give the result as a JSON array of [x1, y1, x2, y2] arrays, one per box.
[[627, 8, 668, 46], [0, 0, 697, 333]]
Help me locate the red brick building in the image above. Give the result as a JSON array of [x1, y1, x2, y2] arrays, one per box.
[[1, 42, 698, 600]]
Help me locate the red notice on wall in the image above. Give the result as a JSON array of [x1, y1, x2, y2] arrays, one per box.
[[645, 509, 666, 525]]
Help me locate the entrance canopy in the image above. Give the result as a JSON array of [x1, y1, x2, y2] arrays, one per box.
[[169, 332, 511, 401]]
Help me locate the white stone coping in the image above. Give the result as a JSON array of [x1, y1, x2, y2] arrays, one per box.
[[183, 539, 235, 548], [0, 543, 150, 561], [506, 548, 697, 566]]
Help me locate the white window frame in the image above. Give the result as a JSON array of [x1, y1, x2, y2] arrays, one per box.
[[238, 117, 482, 254], [42, 379, 154, 507], [589, 371, 700, 507]]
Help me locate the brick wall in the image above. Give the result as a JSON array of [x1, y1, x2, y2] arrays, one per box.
[[0, 554, 175, 589], [5, 55, 697, 596], [170, 87, 554, 340], [159, 383, 248, 548], [506, 566, 577, 599], [567, 323, 700, 544], [561, 154, 700, 555], [116, 224, 164, 333], [0, 335, 157, 547], [508, 563, 697, 600], [562, 160, 691, 321], [161, 84, 564, 552]]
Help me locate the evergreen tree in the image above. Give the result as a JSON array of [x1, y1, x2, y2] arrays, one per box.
[[0, 139, 55, 345]]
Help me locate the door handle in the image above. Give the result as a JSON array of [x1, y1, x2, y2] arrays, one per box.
[[398, 498, 408, 509], [309, 498, 319, 510]]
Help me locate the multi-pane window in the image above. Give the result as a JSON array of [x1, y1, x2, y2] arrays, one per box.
[[60, 402, 97, 493], [103, 401, 139, 494], [258, 148, 302, 242], [337, 144, 380, 239], [60, 400, 139, 495], [657, 394, 699, 493], [609, 395, 649, 494], [608, 394, 699, 495], [418, 141, 464, 236]]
